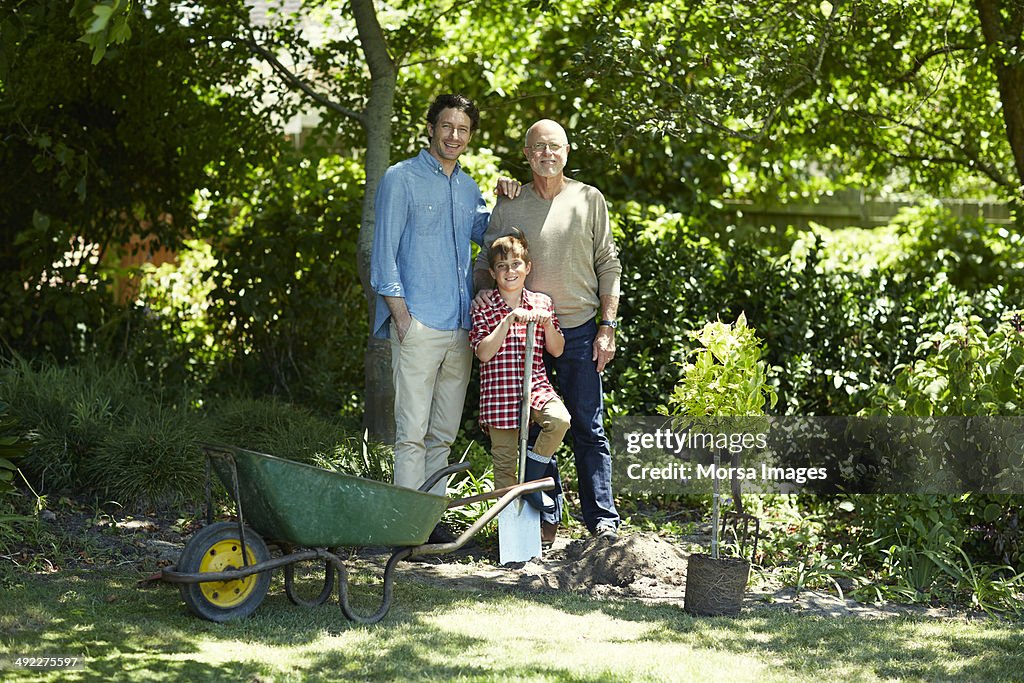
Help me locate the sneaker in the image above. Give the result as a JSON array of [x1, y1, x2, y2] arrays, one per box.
[[594, 521, 618, 542], [427, 522, 459, 545], [541, 522, 558, 549]]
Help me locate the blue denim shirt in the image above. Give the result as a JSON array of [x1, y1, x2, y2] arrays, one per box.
[[371, 149, 490, 339]]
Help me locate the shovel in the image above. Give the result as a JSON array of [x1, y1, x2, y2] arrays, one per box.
[[499, 320, 542, 564]]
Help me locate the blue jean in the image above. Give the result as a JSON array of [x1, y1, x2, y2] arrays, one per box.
[[535, 319, 619, 532]]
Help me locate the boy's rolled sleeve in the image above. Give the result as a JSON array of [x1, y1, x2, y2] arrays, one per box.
[[469, 306, 488, 351]]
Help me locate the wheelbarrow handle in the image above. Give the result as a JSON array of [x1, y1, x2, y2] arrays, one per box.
[[418, 461, 472, 493], [409, 477, 555, 558], [446, 479, 550, 509]]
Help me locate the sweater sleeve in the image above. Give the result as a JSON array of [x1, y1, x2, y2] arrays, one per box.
[[590, 188, 622, 298]]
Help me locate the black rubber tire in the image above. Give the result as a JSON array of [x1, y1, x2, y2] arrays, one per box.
[[176, 522, 271, 622]]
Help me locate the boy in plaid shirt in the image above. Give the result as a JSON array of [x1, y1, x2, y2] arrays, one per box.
[[470, 231, 570, 535]]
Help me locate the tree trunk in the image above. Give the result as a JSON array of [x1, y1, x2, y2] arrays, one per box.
[[975, 0, 1024, 206], [352, 0, 397, 444]]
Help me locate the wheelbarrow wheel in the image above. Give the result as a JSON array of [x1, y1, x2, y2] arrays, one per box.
[[176, 522, 271, 622]]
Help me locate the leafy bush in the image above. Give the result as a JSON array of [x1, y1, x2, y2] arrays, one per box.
[[0, 360, 389, 507], [865, 311, 1024, 416], [123, 239, 220, 389], [607, 201, 1021, 418], [202, 395, 391, 482], [0, 399, 34, 551], [200, 151, 368, 417], [0, 401, 29, 497]]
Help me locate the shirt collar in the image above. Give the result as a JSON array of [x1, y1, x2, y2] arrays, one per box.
[[417, 148, 462, 177], [490, 289, 536, 312]]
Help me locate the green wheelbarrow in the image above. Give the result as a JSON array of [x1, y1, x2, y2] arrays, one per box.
[[157, 443, 554, 625]]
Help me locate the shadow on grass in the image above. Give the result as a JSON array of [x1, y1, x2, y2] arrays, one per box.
[[533, 591, 1024, 682], [3, 567, 1022, 682]]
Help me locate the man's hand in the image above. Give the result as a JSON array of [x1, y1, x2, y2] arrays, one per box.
[[383, 295, 413, 343], [472, 288, 496, 310], [593, 326, 616, 373], [394, 313, 412, 343], [495, 176, 522, 199]]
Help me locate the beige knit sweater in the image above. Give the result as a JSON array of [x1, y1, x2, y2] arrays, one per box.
[[476, 179, 622, 329]]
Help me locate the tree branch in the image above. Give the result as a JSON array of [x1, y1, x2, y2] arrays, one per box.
[[236, 33, 365, 125], [892, 44, 974, 84], [394, 0, 484, 69], [847, 104, 1012, 189]]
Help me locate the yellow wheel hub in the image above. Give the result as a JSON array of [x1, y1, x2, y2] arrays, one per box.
[[197, 539, 260, 608]]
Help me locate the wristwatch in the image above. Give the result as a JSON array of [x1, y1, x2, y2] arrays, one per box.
[[599, 319, 618, 329]]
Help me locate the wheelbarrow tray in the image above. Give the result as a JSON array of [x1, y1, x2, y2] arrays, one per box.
[[209, 446, 448, 548]]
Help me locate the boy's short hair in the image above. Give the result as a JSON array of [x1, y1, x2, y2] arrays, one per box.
[[488, 228, 530, 269]]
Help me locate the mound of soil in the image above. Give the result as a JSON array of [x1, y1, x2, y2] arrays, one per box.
[[547, 533, 690, 598]]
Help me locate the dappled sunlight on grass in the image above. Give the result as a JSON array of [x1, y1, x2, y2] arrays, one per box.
[[3, 568, 1022, 682]]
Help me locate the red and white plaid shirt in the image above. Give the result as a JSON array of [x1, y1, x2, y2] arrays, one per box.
[[470, 288, 561, 431]]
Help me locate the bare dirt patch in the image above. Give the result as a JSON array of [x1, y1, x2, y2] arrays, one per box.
[[14, 501, 965, 620], [386, 531, 962, 619]]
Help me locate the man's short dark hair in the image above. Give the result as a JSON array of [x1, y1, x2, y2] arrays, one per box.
[[426, 94, 480, 133]]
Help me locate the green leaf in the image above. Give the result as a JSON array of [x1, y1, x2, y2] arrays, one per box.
[[89, 5, 115, 34], [982, 503, 1002, 523]]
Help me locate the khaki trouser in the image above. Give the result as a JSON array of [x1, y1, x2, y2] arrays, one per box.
[[488, 398, 571, 490], [390, 317, 472, 496]]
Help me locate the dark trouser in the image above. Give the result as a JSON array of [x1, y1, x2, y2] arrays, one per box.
[[534, 319, 619, 532]]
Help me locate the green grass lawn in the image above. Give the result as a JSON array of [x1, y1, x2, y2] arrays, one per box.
[[3, 568, 1023, 682]]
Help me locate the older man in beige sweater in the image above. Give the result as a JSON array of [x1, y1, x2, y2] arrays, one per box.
[[473, 118, 622, 544]]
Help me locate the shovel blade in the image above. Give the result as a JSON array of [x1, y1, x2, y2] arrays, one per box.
[[498, 500, 541, 564]]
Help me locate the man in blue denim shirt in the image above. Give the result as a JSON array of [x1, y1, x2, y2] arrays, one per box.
[[371, 94, 490, 504]]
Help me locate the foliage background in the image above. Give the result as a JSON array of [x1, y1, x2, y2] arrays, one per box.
[[1, 0, 1022, 611]]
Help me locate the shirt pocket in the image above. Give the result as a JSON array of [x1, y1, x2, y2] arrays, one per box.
[[413, 202, 439, 233]]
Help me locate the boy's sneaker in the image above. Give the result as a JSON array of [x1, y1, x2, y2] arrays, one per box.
[[594, 521, 618, 542], [541, 522, 558, 549], [427, 522, 459, 545]]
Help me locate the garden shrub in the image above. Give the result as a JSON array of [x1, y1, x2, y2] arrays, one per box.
[[0, 360, 387, 507], [0, 228, 119, 365], [857, 310, 1024, 583], [0, 400, 33, 547], [885, 203, 1024, 294], [202, 395, 391, 481], [607, 202, 1021, 419], [200, 151, 367, 418], [865, 311, 1024, 416], [0, 401, 28, 497], [87, 406, 206, 508], [122, 239, 220, 390], [1, 358, 139, 493], [762, 311, 1024, 611]]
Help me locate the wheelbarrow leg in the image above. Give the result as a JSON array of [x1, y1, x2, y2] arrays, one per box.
[[333, 548, 412, 625], [284, 548, 336, 608]]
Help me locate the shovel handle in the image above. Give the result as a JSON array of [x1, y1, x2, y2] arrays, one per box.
[[518, 321, 537, 485]]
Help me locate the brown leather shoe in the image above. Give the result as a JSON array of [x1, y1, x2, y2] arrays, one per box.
[[541, 521, 558, 548]]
